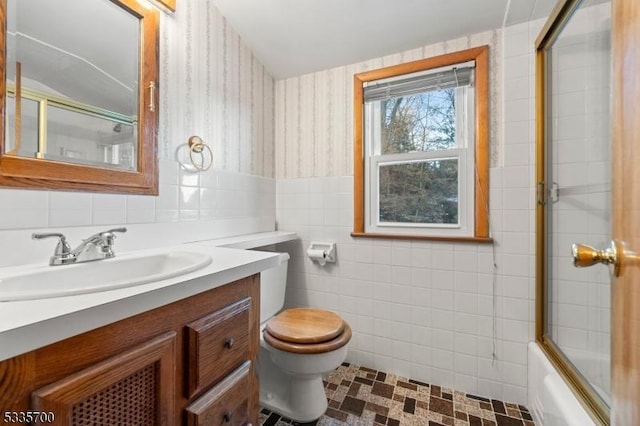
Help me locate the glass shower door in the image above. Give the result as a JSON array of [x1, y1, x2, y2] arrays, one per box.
[[540, 0, 612, 418]]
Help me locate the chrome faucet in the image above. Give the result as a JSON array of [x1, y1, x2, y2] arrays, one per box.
[[33, 228, 127, 266]]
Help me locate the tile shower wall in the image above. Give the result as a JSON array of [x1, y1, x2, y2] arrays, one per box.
[[274, 24, 548, 405], [0, 1, 276, 266]]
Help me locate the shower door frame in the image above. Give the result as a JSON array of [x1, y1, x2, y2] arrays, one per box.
[[534, 0, 610, 424]]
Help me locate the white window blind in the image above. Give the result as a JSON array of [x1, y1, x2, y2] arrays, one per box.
[[363, 63, 475, 102]]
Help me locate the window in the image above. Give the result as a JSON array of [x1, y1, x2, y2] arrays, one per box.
[[353, 46, 491, 242]]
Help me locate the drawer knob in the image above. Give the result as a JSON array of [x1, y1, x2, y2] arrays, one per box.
[[224, 337, 235, 349], [223, 411, 233, 422]]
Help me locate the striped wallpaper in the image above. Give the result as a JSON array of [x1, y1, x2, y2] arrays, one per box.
[[160, 0, 276, 178], [274, 29, 503, 179]]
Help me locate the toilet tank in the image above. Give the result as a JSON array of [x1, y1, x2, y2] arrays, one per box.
[[259, 252, 290, 324]]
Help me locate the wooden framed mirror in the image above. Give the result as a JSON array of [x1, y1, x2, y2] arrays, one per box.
[[0, 0, 159, 194]]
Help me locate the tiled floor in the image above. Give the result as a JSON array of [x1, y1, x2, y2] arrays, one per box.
[[259, 363, 535, 426]]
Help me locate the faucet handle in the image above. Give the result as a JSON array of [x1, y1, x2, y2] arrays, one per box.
[[95, 228, 127, 256], [98, 227, 127, 243], [32, 232, 72, 254], [32, 232, 66, 240], [32, 232, 74, 265], [99, 227, 127, 238], [105, 227, 127, 234]]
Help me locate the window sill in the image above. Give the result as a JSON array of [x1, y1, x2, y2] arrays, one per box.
[[350, 232, 493, 244]]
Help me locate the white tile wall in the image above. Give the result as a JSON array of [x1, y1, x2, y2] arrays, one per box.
[[272, 21, 557, 405], [0, 164, 275, 267], [275, 173, 528, 404]]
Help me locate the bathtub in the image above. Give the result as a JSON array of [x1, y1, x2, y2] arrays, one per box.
[[528, 342, 596, 425]]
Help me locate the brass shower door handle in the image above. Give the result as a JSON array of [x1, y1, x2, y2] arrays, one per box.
[[572, 242, 617, 267], [572, 240, 640, 277]]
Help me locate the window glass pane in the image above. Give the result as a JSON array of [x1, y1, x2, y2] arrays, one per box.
[[379, 158, 458, 225], [380, 88, 456, 155]]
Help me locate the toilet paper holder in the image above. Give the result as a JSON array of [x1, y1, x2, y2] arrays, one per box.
[[306, 242, 336, 265]]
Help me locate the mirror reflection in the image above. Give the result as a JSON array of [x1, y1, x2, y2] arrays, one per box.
[[4, 0, 140, 170]]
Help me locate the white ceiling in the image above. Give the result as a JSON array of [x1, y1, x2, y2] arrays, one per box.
[[212, 0, 558, 79]]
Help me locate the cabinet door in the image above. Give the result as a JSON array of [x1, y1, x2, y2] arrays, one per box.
[[185, 361, 251, 426], [31, 331, 176, 426]]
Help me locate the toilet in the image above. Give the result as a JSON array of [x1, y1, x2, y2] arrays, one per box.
[[258, 252, 352, 422]]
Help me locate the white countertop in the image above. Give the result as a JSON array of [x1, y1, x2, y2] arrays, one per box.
[[0, 231, 298, 362], [191, 230, 298, 249]]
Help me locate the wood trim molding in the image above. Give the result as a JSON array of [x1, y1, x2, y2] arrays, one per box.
[[350, 232, 492, 244], [353, 74, 365, 233], [352, 46, 490, 241], [0, 0, 159, 194], [473, 46, 490, 238]]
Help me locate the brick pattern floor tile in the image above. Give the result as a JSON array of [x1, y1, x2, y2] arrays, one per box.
[[259, 363, 534, 426]]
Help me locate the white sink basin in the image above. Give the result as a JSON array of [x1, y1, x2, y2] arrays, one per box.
[[0, 251, 212, 302]]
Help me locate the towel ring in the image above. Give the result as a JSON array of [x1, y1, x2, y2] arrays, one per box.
[[187, 136, 213, 171]]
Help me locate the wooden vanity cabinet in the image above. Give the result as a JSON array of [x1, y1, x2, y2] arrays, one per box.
[[0, 274, 260, 425]]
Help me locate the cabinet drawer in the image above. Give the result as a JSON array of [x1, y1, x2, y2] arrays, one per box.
[[185, 361, 251, 426], [186, 297, 251, 397]]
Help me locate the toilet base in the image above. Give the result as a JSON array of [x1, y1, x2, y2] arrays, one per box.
[[260, 375, 328, 422], [258, 346, 331, 422]]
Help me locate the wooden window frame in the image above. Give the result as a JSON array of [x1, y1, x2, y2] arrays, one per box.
[[352, 46, 491, 243]]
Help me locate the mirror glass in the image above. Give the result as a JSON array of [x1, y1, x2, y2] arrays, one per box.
[[4, 0, 140, 171]]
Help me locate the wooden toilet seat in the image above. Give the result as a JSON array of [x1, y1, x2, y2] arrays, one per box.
[[263, 308, 352, 354]]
